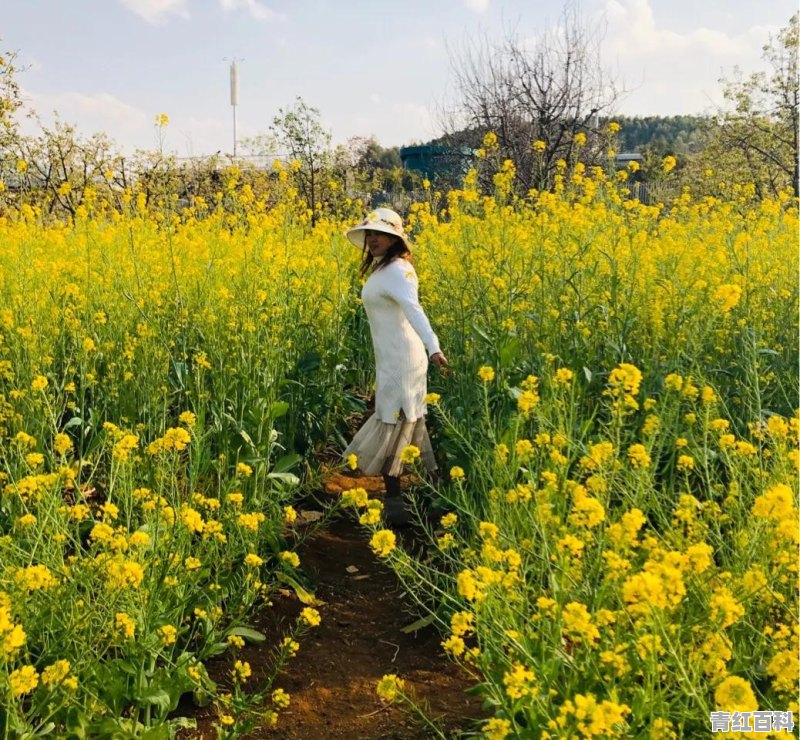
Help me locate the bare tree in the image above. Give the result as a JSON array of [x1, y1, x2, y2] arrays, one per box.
[[713, 14, 798, 198], [439, 4, 622, 192]]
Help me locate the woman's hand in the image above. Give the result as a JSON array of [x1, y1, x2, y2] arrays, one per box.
[[430, 352, 449, 368]]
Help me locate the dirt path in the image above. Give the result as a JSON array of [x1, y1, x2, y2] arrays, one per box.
[[187, 473, 483, 739]]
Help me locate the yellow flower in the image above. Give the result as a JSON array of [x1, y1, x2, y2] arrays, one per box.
[[346, 453, 358, 470], [399, 445, 420, 464], [752, 483, 794, 521], [245, 553, 264, 568], [714, 676, 757, 711], [370, 529, 397, 558], [562, 602, 600, 645], [442, 634, 466, 656], [451, 611, 474, 636], [712, 283, 742, 312], [54, 433, 73, 456], [115, 612, 136, 639], [232, 660, 251, 683], [440, 512, 458, 529], [280, 551, 300, 568], [40, 660, 72, 688], [31, 375, 48, 392], [300, 607, 321, 627], [532, 140, 546, 152], [9, 665, 39, 697], [554, 367, 574, 384], [272, 688, 291, 709], [483, 718, 513, 739], [662, 155, 677, 173], [341, 487, 368, 508], [478, 365, 495, 383], [236, 462, 253, 477], [16, 513, 37, 528], [482, 131, 498, 149], [709, 586, 745, 628], [766, 650, 798, 694], [178, 411, 196, 427], [376, 673, 405, 702], [627, 444, 651, 469], [450, 466, 465, 480], [424, 392, 440, 405], [158, 624, 177, 646]]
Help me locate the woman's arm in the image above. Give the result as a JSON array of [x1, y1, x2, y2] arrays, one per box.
[[382, 262, 442, 357]]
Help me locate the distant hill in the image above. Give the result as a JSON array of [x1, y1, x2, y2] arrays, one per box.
[[415, 116, 709, 156], [610, 115, 709, 155]]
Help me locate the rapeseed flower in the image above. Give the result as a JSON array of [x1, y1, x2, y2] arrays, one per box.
[[300, 608, 321, 627], [370, 529, 397, 558], [376, 673, 404, 702], [9, 665, 39, 697], [714, 675, 757, 711], [400, 445, 420, 464]]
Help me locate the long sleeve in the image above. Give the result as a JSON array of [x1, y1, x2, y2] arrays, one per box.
[[381, 262, 441, 357]]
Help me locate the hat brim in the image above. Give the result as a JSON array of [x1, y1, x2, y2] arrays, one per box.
[[345, 224, 413, 252]]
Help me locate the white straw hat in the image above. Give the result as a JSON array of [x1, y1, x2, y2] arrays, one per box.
[[345, 208, 413, 252]]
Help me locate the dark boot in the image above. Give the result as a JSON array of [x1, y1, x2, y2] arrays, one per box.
[[382, 474, 411, 527]]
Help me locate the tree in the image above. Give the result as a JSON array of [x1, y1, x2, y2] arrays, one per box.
[[439, 4, 621, 193], [709, 14, 798, 197], [0, 43, 25, 145], [269, 97, 332, 225]]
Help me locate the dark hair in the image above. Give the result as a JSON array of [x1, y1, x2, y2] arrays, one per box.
[[359, 235, 412, 279]]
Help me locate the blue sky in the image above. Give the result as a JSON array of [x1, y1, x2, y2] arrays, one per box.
[[4, 0, 795, 156]]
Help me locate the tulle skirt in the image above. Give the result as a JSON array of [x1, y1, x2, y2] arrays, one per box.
[[342, 411, 437, 477]]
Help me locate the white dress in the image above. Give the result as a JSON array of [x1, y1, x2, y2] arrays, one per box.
[[342, 258, 441, 476]]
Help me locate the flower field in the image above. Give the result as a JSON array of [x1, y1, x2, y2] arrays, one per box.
[[0, 152, 797, 737]]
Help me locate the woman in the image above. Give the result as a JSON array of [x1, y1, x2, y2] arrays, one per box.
[[342, 208, 448, 524]]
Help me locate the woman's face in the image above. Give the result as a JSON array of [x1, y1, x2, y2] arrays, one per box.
[[365, 229, 396, 258]]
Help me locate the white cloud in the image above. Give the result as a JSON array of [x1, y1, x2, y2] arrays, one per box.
[[464, 0, 490, 13], [218, 0, 280, 21], [596, 0, 776, 115], [338, 100, 434, 147], [117, 0, 190, 25], [19, 89, 154, 153], [601, 0, 752, 56]]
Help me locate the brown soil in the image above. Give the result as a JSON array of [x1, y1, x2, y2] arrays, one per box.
[[184, 473, 484, 739]]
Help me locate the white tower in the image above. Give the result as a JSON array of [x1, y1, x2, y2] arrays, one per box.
[[230, 60, 239, 158]]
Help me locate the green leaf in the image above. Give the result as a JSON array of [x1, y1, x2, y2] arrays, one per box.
[[267, 472, 299, 485], [226, 626, 267, 644], [140, 725, 170, 740], [583, 366, 593, 383], [205, 641, 229, 657], [66, 707, 87, 736], [270, 401, 290, 418], [272, 452, 303, 473], [277, 572, 324, 606], [471, 322, 492, 343], [400, 614, 435, 633], [135, 688, 172, 712], [499, 338, 520, 367]]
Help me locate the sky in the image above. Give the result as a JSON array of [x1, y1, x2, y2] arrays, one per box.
[[3, 0, 795, 157]]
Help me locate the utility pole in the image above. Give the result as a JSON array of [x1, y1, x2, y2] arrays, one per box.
[[224, 57, 244, 158]]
